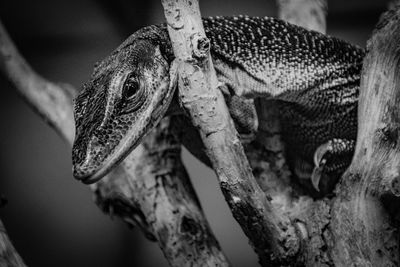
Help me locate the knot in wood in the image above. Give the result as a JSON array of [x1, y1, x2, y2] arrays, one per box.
[[376, 126, 399, 148], [164, 7, 184, 29], [390, 175, 400, 197], [191, 33, 210, 60], [180, 216, 200, 236]]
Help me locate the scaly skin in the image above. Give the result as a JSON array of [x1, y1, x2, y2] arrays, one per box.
[[72, 16, 364, 187]]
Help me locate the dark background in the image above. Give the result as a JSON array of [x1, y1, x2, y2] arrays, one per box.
[[0, 0, 391, 266]]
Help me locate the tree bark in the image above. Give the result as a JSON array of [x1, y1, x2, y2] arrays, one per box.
[[94, 116, 229, 266], [328, 4, 400, 266]]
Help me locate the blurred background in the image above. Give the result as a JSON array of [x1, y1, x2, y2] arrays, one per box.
[[0, 0, 391, 266]]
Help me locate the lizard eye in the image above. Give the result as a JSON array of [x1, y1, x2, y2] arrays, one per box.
[[122, 73, 140, 99], [118, 73, 146, 114]]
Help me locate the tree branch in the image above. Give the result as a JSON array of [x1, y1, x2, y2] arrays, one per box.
[[94, 116, 229, 266], [161, 0, 300, 265], [0, 21, 76, 143], [0, 219, 26, 267], [329, 4, 400, 266], [277, 0, 327, 34]]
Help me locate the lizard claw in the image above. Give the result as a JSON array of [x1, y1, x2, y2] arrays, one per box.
[[313, 141, 332, 167], [311, 141, 332, 192], [311, 164, 324, 192]]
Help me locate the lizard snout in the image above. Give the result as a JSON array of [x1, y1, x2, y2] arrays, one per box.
[[73, 153, 107, 184], [72, 160, 102, 184], [72, 136, 111, 184]]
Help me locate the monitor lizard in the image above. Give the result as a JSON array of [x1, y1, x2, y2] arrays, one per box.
[[72, 15, 364, 193]]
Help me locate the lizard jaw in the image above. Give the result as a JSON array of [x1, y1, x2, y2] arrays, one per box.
[[74, 135, 139, 184]]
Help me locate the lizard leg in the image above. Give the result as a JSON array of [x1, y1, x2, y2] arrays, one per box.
[[220, 83, 259, 142], [225, 95, 258, 142], [311, 138, 355, 192]]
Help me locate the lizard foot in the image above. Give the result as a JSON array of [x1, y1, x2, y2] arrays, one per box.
[[311, 138, 355, 192]]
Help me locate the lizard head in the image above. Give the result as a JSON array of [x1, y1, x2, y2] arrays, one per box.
[[72, 25, 175, 184]]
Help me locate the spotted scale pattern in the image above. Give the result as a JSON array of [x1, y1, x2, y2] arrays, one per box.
[[204, 16, 364, 96]]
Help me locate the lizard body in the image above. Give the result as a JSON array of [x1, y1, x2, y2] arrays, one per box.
[[72, 16, 364, 190]]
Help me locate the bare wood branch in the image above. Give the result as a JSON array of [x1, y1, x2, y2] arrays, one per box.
[[0, 21, 76, 143], [161, 0, 300, 265], [94, 116, 230, 266], [328, 4, 400, 266], [0, 220, 26, 267], [277, 0, 327, 34], [0, 18, 228, 267]]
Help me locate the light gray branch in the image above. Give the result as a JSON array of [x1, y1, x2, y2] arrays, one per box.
[[0, 21, 76, 143], [161, 0, 300, 265], [0, 220, 26, 267], [277, 0, 327, 33], [329, 4, 400, 265]]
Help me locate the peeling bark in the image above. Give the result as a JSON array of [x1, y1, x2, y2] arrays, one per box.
[[161, 0, 300, 265]]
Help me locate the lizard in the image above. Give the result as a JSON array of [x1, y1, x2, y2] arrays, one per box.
[[72, 15, 364, 194]]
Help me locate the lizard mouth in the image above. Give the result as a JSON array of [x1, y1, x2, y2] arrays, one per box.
[[73, 147, 128, 184]]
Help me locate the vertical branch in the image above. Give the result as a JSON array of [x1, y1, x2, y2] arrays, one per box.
[[0, 17, 229, 267], [277, 0, 327, 34], [161, 0, 300, 265], [329, 4, 400, 266], [0, 220, 26, 267]]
